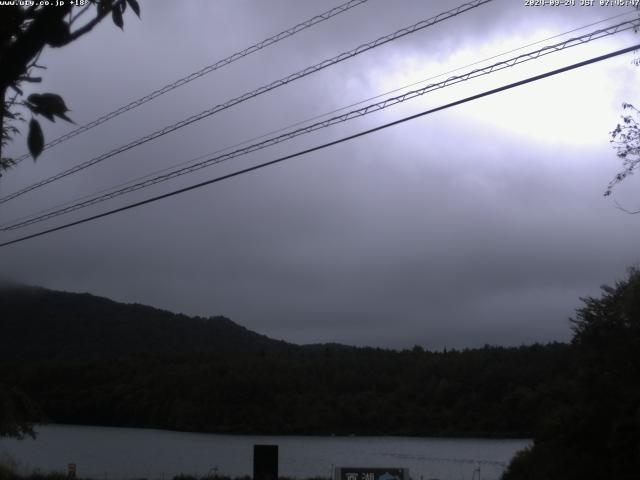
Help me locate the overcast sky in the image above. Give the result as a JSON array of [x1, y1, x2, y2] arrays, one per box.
[[1, 0, 640, 349]]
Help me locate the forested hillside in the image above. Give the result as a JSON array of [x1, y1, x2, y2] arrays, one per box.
[[0, 284, 576, 438], [0, 344, 573, 437], [0, 285, 294, 360]]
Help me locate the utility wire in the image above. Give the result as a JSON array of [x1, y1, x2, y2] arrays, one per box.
[[1, 42, 638, 249], [3, 18, 634, 230], [11, 0, 371, 165], [8, 8, 634, 229], [5, 9, 631, 231], [2, 8, 634, 233], [2, 19, 637, 232], [0, 0, 493, 206]]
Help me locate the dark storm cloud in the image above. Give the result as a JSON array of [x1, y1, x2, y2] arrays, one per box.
[[1, 0, 639, 348]]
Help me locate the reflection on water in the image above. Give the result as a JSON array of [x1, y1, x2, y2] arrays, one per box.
[[0, 425, 530, 480]]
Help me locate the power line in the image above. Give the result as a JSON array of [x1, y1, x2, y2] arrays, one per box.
[[10, 0, 371, 165], [12, 7, 629, 208], [4, 18, 635, 230], [5, 9, 631, 231], [3, 18, 637, 232], [0, 148, 223, 229], [0, 0, 494, 206], [1, 42, 637, 249]]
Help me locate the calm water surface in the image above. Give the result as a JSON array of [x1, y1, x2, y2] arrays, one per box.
[[0, 425, 530, 480]]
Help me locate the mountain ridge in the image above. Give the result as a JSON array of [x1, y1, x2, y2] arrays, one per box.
[[0, 283, 298, 360], [0, 283, 577, 438]]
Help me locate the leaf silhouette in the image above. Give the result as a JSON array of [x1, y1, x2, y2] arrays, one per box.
[[126, 0, 140, 17], [112, 7, 123, 29], [27, 119, 44, 160], [27, 93, 74, 123]]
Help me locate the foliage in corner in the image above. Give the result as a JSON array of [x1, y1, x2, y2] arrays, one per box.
[[0, 0, 141, 169], [502, 267, 640, 480], [607, 7, 640, 199], [608, 103, 640, 199], [0, 383, 43, 439]]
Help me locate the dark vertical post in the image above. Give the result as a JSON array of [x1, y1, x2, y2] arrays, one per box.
[[67, 464, 76, 480], [253, 444, 278, 480]]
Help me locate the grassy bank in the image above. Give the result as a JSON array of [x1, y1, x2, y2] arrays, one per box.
[[0, 467, 328, 480]]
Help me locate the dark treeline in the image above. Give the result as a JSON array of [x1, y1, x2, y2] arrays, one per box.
[[0, 342, 573, 437], [0, 284, 575, 437]]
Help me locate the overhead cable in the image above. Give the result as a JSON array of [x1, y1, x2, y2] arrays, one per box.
[[0, 0, 494, 205], [7, 8, 629, 230], [1, 42, 638, 249], [2, 19, 637, 232], [11, 0, 371, 164]]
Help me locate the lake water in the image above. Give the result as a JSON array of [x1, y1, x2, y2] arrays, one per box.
[[0, 425, 530, 480]]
